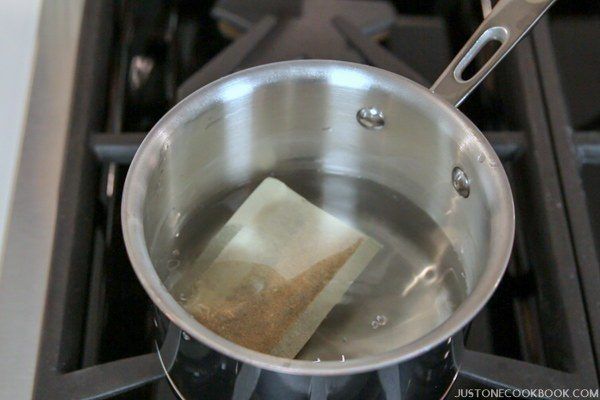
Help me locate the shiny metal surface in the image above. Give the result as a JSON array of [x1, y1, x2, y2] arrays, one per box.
[[163, 171, 468, 361], [452, 167, 471, 198], [122, 59, 515, 376], [154, 313, 463, 400], [0, 0, 84, 398], [431, 0, 558, 106], [356, 106, 385, 130], [120, 0, 568, 391]]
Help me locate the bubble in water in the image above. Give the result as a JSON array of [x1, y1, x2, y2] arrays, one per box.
[[341, 355, 346, 362], [372, 314, 388, 329], [313, 358, 321, 363], [182, 331, 190, 341], [196, 303, 210, 313], [172, 249, 180, 256], [252, 279, 265, 293], [179, 292, 187, 301], [166, 259, 180, 270], [376, 315, 388, 326], [175, 232, 180, 238], [477, 153, 486, 163]]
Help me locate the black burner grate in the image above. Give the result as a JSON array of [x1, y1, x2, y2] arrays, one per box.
[[532, 0, 600, 382], [33, 0, 599, 398]]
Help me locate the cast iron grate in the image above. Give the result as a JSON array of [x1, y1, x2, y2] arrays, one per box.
[[33, 0, 598, 398], [531, 0, 600, 382]]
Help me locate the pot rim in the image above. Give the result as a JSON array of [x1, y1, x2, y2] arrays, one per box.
[[122, 60, 515, 376]]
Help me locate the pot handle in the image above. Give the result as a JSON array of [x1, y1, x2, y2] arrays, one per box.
[[430, 0, 557, 107]]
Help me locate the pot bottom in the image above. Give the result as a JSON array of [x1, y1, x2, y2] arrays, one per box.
[[155, 319, 463, 400], [159, 170, 468, 361]]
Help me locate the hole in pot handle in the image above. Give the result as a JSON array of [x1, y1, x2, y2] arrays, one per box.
[[430, 0, 557, 108]]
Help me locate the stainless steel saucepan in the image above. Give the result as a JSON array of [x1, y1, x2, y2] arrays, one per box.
[[122, 1, 556, 398]]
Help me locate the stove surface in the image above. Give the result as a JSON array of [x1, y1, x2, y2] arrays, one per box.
[[30, 0, 600, 399]]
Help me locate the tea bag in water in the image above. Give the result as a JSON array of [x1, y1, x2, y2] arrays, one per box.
[[171, 177, 381, 358]]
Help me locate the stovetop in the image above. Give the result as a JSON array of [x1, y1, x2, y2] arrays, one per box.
[[32, 0, 600, 398]]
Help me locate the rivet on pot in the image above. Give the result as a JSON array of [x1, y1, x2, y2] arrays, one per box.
[[356, 107, 385, 130], [452, 167, 470, 198]]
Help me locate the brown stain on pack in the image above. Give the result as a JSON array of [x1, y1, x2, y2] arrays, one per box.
[[185, 239, 362, 355]]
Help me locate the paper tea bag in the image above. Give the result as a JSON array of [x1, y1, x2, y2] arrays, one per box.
[[172, 177, 381, 358]]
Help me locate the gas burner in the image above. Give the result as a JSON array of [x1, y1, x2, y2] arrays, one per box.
[[29, 1, 600, 399], [212, 0, 395, 57], [177, 0, 428, 100]]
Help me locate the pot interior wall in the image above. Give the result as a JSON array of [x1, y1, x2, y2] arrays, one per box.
[[139, 70, 502, 357]]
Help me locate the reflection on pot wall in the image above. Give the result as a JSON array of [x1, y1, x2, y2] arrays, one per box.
[[155, 310, 463, 400]]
